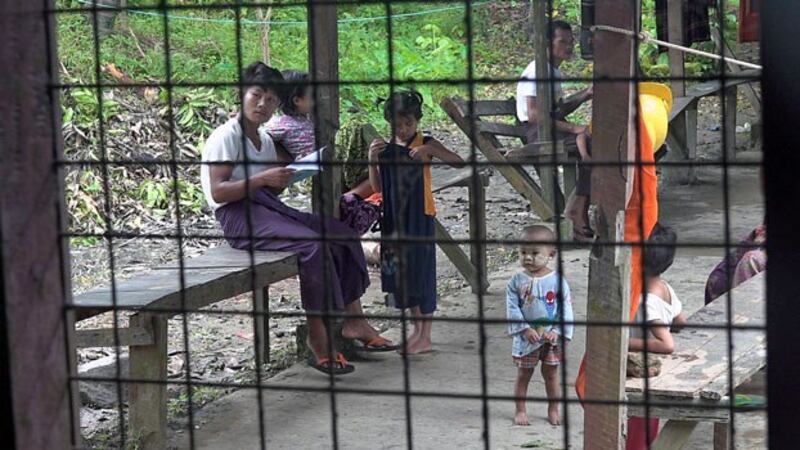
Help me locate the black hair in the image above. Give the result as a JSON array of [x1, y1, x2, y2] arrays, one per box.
[[381, 90, 424, 122], [521, 224, 555, 242], [643, 223, 678, 277], [549, 20, 573, 40], [279, 70, 309, 116], [241, 62, 283, 94]]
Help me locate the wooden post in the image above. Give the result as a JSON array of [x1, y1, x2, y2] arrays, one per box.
[[662, 0, 697, 183], [763, 2, 800, 448], [308, 0, 340, 219], [713, 421, 730, 450], [468, 180, 488, 294], [253, 286, 271, 365], [128, 314, 168, 450], [0, 0, 76, 448], [531, 0, 561, 212], [583, 0, 637, 448]]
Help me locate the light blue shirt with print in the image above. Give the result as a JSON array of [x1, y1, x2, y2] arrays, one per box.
[[506, 270, 574, 357]]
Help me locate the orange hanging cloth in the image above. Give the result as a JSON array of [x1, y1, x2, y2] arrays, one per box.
[[575, 83, 670, 400]]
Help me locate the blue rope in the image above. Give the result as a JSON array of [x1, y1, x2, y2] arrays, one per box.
[[77, 0, 492, 27]]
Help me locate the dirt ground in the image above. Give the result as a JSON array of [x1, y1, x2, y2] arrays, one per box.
[[75, 79, 765, 448]]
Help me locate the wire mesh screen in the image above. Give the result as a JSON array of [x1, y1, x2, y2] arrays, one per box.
[[50, 0, 765, 449]]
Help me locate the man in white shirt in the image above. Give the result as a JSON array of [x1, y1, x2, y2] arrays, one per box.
[[516, 20, 594, 241]]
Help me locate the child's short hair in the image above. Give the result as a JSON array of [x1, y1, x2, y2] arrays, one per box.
[[242, 62, 283, 93], [382, 90, 424, 122], [643, 223, 677, 277], [521, 224, 556, 243], [279, 70, 309, 116]]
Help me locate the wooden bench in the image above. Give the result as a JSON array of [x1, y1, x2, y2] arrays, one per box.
[[441, 97, 571, 223], [625, 271, 766, 450], [662, 69, 761, 183], [360, 124, 491, 293], [73, 246, 299, 449]]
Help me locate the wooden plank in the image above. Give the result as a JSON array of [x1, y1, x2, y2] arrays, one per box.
[[431, 168, 491, 193], [128, 314, 168, 450], [433, 219, 486, 294], [650, 420, 699, 450], [475, 121, 528, 138], [626, 273, 766, 399], [626, 394, 730, 422], [583, 0, 637, 446], [0, 0, 76, 446], [505, 141, 568, 163], [711, 26, 761, 114], [154, 247, 296, 270], [441, 97, 555, 220], [669, 97, 698, 122], [462, 99, 517, 117], [73, 254, 298, 313], [74, 327, 154, 348], [684, 72, 760, 99]]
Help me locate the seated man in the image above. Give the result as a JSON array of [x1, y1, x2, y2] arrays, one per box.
[[516, 20, 593, 241]]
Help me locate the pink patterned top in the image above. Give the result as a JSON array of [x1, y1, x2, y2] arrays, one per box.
[[263, 114, 316, 159]]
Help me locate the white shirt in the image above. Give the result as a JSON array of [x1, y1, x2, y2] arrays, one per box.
[[200, 118, 278, 210], [516, 60, 564, 123], [630, 282, 683, 339]]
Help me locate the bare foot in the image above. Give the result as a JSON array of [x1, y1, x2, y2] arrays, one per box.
[[398, 336, 432, 355], [514, 411, 530, 426], [341, 320, 381, 343], [547, 405, 561, 426]]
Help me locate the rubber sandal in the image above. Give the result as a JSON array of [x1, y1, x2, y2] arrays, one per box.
[[310, 353, 355, 375], [353, 335, 400, 353]]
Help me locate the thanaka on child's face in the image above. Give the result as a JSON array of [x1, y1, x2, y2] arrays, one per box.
[[390, 114, 419, 142], [519, 243, 554, 274], [243, 86, 280, 125]]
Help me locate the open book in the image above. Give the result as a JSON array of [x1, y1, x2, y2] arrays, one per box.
[[286, 147, 326, 185]]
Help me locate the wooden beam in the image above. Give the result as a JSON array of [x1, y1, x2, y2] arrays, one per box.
[[74, 327, 154, 348], [433, 220, 487, 294], [308, 0, 340, 219], [583, 0, 637, 447], [0, 0, 76, 447]]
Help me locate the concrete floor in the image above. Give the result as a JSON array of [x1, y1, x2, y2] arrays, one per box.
[[171, 166, 766, 450]]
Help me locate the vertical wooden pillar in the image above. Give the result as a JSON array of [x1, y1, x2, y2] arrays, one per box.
[[0, 0, 76, 448], [662, 0, 697, 183], [763, 2, 800, 448], [308, 0, 340, 219], [583, 0, 637, 448], [531, 0, 560, 212], [128, 314, 168, 450]]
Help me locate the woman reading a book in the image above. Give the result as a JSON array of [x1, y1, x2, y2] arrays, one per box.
[[200, 62, 398, 375]]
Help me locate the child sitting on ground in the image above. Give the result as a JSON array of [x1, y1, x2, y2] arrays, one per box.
[[628, 222, 686, 354], [506, 225, 574, 426], [369, 90, 465, 355]]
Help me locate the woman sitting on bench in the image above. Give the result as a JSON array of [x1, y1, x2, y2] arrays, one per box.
[[200, 62, 398, 375]]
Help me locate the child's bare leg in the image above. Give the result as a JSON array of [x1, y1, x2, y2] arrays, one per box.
[[541, 363, 562, 426], [514, 367, 535, 425], [402, 308, 433, 355]]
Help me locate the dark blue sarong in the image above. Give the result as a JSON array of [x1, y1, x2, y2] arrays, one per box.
[[379, 143, 437, 314]]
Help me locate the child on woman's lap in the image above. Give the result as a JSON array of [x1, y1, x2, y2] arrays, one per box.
[[506, 225, 574, 426], [369, 90, 464, 355]]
